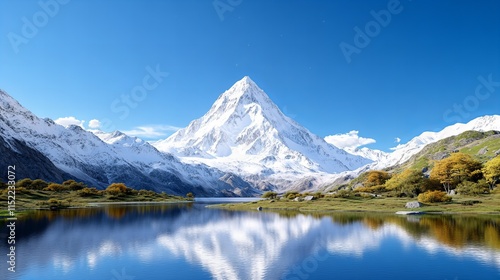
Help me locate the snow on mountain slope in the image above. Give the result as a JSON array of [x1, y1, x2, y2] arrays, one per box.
[[153, 76, 372, 191], [0, 89, 256, 196], [368, 115, 500, 169], [0, 90, 117, 178], [90, 129, 258, 196], [91, 130, 169, 165], [343, 147, 390, 163]]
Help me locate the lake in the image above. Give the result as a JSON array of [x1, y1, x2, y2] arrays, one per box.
[[1, 200, 499, 280]]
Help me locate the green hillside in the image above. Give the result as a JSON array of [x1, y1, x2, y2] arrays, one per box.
[[392, 130, 500, 173]]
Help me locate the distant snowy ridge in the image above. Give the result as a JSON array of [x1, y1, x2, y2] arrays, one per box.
[[343, 147, 390, 163], [0, 89, 257, 196], [381, 115, 500, 167], [350, 115, 500, 170]]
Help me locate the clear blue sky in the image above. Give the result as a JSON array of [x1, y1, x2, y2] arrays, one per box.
[[1, 0, 499, 151]]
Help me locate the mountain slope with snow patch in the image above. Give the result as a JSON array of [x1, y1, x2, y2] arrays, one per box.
[[355, 115, 500, 170], [0, 89, 255, 196]]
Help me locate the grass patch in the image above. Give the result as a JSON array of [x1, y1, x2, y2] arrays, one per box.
[[212, 192, 500, 214], [461, 137, 500, 161], [0, 188, 190, 217]]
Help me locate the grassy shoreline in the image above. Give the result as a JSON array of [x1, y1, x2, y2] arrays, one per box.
[[3, 189, 500, 219], [211, 193, 500, 215], [0, 188, 191, 219]]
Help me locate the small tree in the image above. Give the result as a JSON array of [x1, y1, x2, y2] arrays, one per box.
[[138, 189, 156, 196], [62, 179, 77, 185], [385, 169, 429, 197], [78, 187, 100, 197], [284, 191, 300, 199], [44, 183, 67, 192], [30, 179, 48, 190], [418, 190, 452, 203], [313, 192, 324, 199], [430, 153, 482, 193], [262, 191, 277, 199], [456, 180, 489, 195], [106, 183, 128, 196], [16, 178, 33, 188], [363, 171, 391, 187], [483, 156, 500, 190], [186, 192, 194, 199], [63, 179, 86, 191]]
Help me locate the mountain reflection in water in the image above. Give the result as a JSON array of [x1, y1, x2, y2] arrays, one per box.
[[1, 203, 499, 280]]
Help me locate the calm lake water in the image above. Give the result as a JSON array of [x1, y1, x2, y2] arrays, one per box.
[[1, 200, 499, 280]]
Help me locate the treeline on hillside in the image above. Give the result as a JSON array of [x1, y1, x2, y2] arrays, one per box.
[[0, 178, 187, 199], [351, 153, 500, 199]]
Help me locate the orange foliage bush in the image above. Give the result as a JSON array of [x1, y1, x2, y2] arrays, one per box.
[[418, 190, 452, 203]]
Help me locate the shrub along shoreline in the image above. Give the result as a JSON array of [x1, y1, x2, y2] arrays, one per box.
[[212, 191, 500, 214], [209, 194, 500, 215], [0, 179, 192, 218], [3, 153, 500, 216], [215, 153, 492, 215]]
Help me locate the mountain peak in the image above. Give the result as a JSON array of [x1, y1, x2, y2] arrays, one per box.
[[238, 75, 255, 85], [199, 76, 277, 129], [220, 76, 268, 102], [154, 77, 372, 189]]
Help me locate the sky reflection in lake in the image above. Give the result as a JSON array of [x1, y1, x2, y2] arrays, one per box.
[[1, 204, 499, 280]]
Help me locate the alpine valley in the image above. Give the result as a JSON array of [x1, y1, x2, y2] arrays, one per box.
[[1, 76, 499, 196]]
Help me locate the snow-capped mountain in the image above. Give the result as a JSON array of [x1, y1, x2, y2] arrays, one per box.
[[0, 89, 256, 196], [91, 129, 259, 196], [363, 115, 500, 170], [3, 76, 498, 196], [153, 76, 372, 191]]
